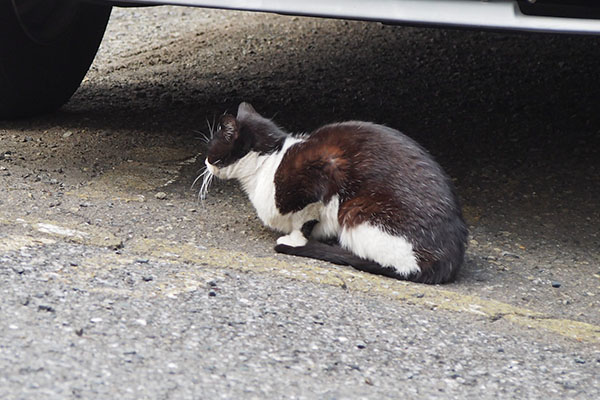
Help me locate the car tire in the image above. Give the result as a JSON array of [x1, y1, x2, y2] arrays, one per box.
[[0, 0, 112, 119]]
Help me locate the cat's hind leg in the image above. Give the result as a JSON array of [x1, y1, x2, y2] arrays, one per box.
[[310, 222, 331, 241], [339, 223, 420, 277]]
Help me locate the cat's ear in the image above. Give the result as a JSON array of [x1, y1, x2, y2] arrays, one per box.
[[237, 102, 257, 118], [219, 114, 239, 143]]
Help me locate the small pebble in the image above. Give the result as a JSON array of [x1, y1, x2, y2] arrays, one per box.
[[63, 131, 73, 138], [38, 305, 55, 313], [11, 266, 25, 274], [501, 251, 520, 259], [155, 192, 167, 200], [574, 358, 586, 364], [208, 291, 217, 297], [551, 281, 561, 288]]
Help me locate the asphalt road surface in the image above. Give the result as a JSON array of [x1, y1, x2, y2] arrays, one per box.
[[1, 6, 599, 399]]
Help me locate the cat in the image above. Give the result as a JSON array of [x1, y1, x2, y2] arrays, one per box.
[[201, 102, 468, 284]]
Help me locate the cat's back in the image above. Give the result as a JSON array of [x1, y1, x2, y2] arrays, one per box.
[[307, 121, 449, 190], [309, 121, 433, 162], [302, 121, 461, 223], [279, 120, 458, 211]]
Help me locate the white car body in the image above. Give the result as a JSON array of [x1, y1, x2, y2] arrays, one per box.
[[116, 0, 600, 34]]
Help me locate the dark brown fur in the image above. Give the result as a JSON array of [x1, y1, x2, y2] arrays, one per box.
[[275, 122, 467, 283]]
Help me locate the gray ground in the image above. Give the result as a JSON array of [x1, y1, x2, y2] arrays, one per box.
[[1, 6, 599, 399]]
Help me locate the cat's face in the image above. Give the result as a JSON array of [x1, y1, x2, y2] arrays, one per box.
[[204, 102, 286, 180], [205, 114, 243, 178]]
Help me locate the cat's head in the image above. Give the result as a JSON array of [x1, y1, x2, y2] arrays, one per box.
[[204, 102, 286, 180]]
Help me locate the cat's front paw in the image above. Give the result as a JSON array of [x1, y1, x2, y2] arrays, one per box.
[[276, 230, 308, 248]]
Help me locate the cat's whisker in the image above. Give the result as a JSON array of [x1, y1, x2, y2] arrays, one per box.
[[194, 133, 210, 144], [193, 130, 211, 144], [192, 164, 214, 202], [199, 169, 214, 202], [191, 167, 209, 190], [211, 114, 217, 138], [196, 183, 204, 203], [205, 117, 212, 137], [206, 115, 217, 139]]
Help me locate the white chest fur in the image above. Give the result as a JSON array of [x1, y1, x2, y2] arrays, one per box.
[[210, 136, 339, 235], [238, 137, 314, 233]]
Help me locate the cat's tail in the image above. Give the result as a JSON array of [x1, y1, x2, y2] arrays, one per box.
[[274, 240, 433, 283]]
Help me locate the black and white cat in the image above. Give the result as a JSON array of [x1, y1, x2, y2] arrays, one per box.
[[201, 102, 468, 284]]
